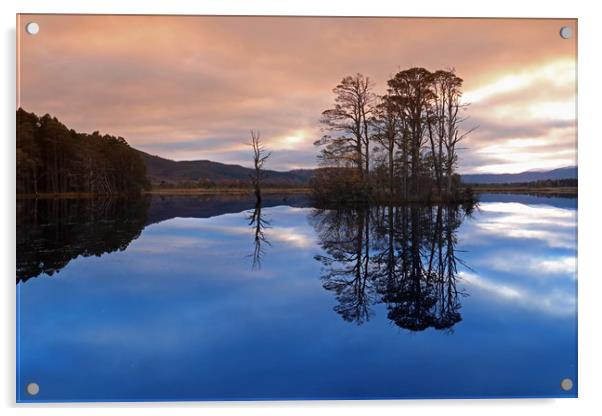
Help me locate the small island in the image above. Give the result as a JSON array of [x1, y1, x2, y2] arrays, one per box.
[[312, 68, 476, 205]]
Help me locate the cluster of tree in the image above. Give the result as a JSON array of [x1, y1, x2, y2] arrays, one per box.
[[17, 197, 149, 283], [313, 69, 476, 203], [310, 202, 474, 331], [471, 178, 577, 188], [17, 108, 149, 195]]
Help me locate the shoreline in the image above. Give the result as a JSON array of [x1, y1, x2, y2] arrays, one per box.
[[472, 186, 577, 196], [16, 188, 312, 199], [16, 186, 577, 199], [146, 187, 312, 196]]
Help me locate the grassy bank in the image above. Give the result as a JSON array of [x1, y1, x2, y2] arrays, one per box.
[[471, 186, 577, 196]]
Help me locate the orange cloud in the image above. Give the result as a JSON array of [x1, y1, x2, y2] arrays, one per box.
[[17, 15, 576, 172]]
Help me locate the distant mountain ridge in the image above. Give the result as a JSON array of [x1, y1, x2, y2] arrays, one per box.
[[460, 166, 577, 184], [138, 150, 577, 186], [138, 151, 314, 185]]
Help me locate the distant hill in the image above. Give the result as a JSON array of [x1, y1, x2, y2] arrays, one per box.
[[138, 151, 314, 186], [461, 166, 577, 184], [139, 149, 576, 187]]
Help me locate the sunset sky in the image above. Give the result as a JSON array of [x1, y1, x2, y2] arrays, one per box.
[[17, 15, 577, 174]]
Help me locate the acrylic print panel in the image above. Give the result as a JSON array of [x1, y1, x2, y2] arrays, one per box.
[[16, 15, 577, 402]]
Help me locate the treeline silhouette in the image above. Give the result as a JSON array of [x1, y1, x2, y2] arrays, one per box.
[[16, 197, 149, 283], [310, 203, 473, 331], [313, 69, 476, 204], [17, 108, 149, 195]]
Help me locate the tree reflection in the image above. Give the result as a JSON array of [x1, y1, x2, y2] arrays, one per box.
[[17, 194, 306, 283], [313, 209, 376, 324], [17, 197, 149, 284], [310, 203, 472, 332], [247, 200, 271, 270]]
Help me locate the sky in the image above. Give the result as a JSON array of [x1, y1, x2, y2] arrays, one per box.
[[18, 15, 577, 174]]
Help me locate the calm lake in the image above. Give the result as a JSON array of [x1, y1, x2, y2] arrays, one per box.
[[16, 193, 577, 401]]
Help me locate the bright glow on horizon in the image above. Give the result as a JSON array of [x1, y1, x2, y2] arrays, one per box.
[[463, 59, 575, 104], [276, 133, 307, 150]]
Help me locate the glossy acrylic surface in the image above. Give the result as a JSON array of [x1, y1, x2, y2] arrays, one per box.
[[16, 193, 577, 401]]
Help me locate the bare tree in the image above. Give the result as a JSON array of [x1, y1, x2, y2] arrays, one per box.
[[373, 95, 402, 196], [249, 129, 271, 203], [435, 70, 477, 196], [428, 71, 449, 194], [386, 68, 435, 198], [316, 74, 377, 181]]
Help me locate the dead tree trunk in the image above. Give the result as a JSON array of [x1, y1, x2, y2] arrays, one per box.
[[250, 130, 271, 203]]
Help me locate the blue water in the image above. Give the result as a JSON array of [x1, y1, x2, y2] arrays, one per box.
[[16, 193, 577, 401]]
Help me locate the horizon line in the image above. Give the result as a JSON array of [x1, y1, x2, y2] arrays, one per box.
[[139, 148, 576, 176]]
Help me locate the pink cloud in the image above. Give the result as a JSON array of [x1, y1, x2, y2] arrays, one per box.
[[18, 15, 576, 172]]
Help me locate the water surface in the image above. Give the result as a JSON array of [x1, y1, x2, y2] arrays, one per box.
[[16, 193, 577, 401]]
